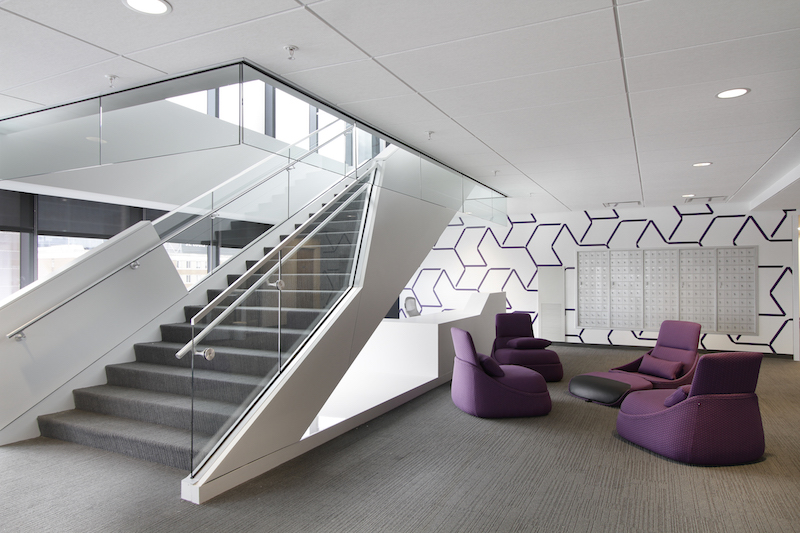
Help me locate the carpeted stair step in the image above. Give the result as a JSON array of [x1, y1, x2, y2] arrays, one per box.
[[105, 362, 263, 404], [158, 322, 305, 351], [228, 272, 350, 291], [73, 385, 237, 435], [184, 304, 325, 330], [133, 341, 281, 376], [207, 288, 341, 309], [38, 409, 205, 470]]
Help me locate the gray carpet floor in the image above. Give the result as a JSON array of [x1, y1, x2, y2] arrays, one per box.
[[2, 344, 800, 533]]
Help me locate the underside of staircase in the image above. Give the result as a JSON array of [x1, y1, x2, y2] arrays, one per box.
[[37, 191, 366, 471]]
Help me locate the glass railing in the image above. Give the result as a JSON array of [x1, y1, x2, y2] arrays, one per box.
[[152, 118, 355, 287], [180, 168, 374, 473]]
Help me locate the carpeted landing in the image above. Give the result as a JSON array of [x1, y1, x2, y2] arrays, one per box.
[[2, 344, 800, 533]]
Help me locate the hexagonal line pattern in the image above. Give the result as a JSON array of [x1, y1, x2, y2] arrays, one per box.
[[400, 205, 795, 355]]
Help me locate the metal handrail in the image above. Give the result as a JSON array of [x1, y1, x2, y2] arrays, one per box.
[[6, 123, 356, 341], [174, 171, 372, 359]]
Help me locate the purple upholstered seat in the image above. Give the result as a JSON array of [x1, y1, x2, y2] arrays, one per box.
[[451, 327, 551, 418], [616, 351, 765, 465], [491, 313, 563, 382], [568, 320, 702, 406]]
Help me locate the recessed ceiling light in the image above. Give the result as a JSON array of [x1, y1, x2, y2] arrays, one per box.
[[693, 162, 712, 167], [716, 88, 750, 99], [122, 0, 172, 15], [682, 194, 695, 198]]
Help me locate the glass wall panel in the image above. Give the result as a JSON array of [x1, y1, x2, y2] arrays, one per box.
[[0, 231, 21, 300], [37, 235, 105, 282], [101, 65, 241, 164], [420, 158, 462, 211], [0, 99, 100, 180], [376, 146, 422, 199]]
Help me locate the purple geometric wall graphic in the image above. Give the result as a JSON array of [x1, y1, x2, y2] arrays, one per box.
[[401, 205, 796, 355]]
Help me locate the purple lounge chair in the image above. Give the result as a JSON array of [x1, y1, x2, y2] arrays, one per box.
[[491, 313, 564, 382], [451, 327, 551, 418], [616, 351, 765, 465], [569, 320, 702, 406]]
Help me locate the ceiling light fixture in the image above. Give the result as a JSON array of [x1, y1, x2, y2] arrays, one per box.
[[693, 162, 712, 167], [122, 0, 172, 15], [682, 194, 695, 198], [716, 88, 750, 99]]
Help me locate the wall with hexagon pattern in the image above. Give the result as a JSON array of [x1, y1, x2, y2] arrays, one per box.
[[401, 203, 796, 355]]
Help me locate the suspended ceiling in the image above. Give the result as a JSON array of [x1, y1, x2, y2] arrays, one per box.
[[1, 0, 799, 213]]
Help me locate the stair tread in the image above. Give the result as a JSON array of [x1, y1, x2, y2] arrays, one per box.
[[39, 409, 209, 442], [109, 362, 264, 387], [162, 322, 308, 335], [135, 340, 280, 359], [75, 384, 238, 415]]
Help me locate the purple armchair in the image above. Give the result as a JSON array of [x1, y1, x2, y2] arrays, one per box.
[[491, 313, 563, 382], [451, 327, 551, 418], [616, 351, 765, 465], [569, 320, 702, 406]]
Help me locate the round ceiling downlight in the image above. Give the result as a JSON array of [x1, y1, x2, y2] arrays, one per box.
[[123, 0, 172, 15], [716, 88, 750, 99]]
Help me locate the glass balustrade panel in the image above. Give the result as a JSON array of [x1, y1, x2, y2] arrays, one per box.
[[101, 65, 241, 165], [0, 99, 100, 180], [188, 177, 371, 475]]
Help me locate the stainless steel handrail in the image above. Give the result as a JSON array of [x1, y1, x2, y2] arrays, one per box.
[[174, 171, 372, 359], [6, 124, 356, 340]]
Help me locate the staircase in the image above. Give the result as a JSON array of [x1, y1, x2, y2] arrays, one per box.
[[37, 186, 369, 471]]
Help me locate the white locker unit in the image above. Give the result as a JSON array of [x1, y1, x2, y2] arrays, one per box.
[[643, 249, 680, 330], [577, 251, 609, 328], [679, 248, 717, 331], [576, 247, 757, 334], [717, 247, 757, 333], [610, 250, 642, 329]]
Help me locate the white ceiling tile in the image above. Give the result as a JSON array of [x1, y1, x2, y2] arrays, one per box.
[[377, 9, 620, 92], [285, 60, 413, 105], [127, 9, 367, 76], [0, 94, 42, 119], [1, 0, 300, 55], [0, 10, 115, 90], [635, 122, 800, 153], [423, 60, 626, 118], [340, 94, 449, 127], [3, 57, 166, 107], [638, 138, 784, 166], [458, 95, 633, 151], [625, 30, 800, 93], [500, 138, 637, 165], [618, 0, 800, 57], [310, 0, 609, 57]]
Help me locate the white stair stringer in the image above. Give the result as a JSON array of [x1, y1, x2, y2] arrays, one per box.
[[182, 173, 458, 503]]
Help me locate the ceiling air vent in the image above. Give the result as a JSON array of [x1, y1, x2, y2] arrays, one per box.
[[684, 196, 727, 204], [603, 201, 642, 208]]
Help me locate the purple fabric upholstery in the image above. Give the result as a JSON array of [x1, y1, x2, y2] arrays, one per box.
[[451, 327, 551, 418], [638, 353, 683, 379], [663, 385, 691, 407], [492, 313, 564, 382], [617, 352, 765, 465], [568, 320, 701, 406], [508, 337, 551, 349]]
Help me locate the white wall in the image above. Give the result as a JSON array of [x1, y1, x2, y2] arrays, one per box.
[[402, 203, 797, 356]]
